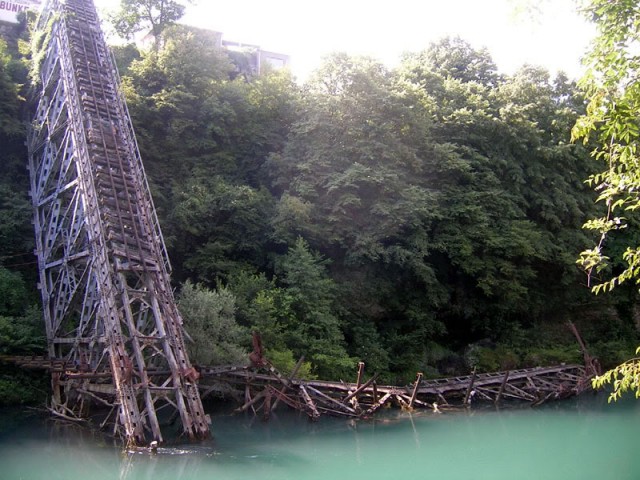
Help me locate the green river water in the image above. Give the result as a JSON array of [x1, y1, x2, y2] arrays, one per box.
[[1, 394, 638, 480]]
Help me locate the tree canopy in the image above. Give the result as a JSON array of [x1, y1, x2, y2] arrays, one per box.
[[108, 0, 193, 41], [96, 30, 638, 381], [572, 0, 640, 400]]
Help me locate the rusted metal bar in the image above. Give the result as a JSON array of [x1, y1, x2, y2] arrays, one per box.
[[504, 383, 538, 402], [366, 392, 393, 415], [305, 385, 357, 415], [236, 389, 267, 414], [463, 368, 477, 406], [399, 393, 428, 408], [299, 385, 320, 420], [271, 356, 305, 412], [342, 374, 379, 406], [355, 362, 365, 389], [409, 372, 423, 408], [271, 387, 304, 411], [470, 387, 494, 401], [495, 370, 510, 404], [262, 389, 272, 421]]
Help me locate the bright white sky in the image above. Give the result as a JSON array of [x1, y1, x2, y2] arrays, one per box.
[[94, 0, 595, 82]]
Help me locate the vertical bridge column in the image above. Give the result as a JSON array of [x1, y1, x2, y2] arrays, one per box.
[[27, 0, 210, 445]]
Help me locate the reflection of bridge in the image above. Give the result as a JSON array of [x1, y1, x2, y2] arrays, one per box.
[[26, 0, 208, 445]]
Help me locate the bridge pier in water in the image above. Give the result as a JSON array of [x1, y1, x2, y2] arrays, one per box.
[[27, 0, 209, 445]]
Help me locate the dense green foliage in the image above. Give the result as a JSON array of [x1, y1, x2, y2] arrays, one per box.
[[177, 281, 246, 366], [0, 31, 42, 354], [572, 0, 640, 400], [1, 6, 639, 400], [113, 26, 636, 382], [0, 24, 47, 405]]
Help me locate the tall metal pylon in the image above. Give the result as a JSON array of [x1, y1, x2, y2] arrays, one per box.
[[27, 0, 210, 445]]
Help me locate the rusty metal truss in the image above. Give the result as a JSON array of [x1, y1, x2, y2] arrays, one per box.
[[27, 0, 209, 445]]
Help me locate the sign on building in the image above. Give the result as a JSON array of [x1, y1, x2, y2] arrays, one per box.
[[0, 1, 41, 24]]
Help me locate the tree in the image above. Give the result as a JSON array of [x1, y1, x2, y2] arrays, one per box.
[[572, 0, 640, 400], [0, 267, 44, 355], [177, 281, 247, 366], [0, 38, 22, 141], [0, 185, 33, 260], [269, 54, 450, 377], [119, 28, 299, 286], [110, 22, 624, 380], [0, 28, 47, 405], [108, 0, 193, 42], [0, 39, 32, 261], [271, 53, 439, 268], [169, 175, 274, 283], [226, 270, 315, 378], [275, 237, 355, 379], [399, 41, 599, 340], [120, 25, 233, 199], [401, 37, 500, 88]]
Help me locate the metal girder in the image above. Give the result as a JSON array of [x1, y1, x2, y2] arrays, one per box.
[[27, 0, 210, 445]]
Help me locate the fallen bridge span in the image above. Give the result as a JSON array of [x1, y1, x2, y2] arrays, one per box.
[[197, 361, 593, 420], [2, 354, 594, 422]]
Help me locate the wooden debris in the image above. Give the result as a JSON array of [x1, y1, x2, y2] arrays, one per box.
[[367, 392, 393, 415], [495, 370, 510, 405], [5, 352, 597, 425], [568, 321, 601, 377], [262, 389, 272, 421], [235, 389, 267, 414], [197, 363, 594, 421], [305, 386, 357, 416], [463, 368, 477, 406], [409, 373, 423, 408], [342, 374, 378, 407], [270, 356, 305, 412], [355, 362, 365, 389], [299, 385, 320, 420]]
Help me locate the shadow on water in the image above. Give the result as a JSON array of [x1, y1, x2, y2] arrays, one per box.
[[1, 393, 640, 480]]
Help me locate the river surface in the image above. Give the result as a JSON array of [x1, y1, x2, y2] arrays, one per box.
[[1, 394, 638, 480]]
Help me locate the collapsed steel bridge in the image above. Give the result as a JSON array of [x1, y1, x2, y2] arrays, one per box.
[[27, 0, 209, 445]]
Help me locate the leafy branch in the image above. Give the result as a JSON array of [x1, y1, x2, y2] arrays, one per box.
[[592, 348, 640, 402]]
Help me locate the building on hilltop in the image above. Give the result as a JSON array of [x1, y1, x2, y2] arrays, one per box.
[[139, 24, 223, 50], [222, 39, 290, 76], [3, 1, 290, 79], [141, 24, 290, 79]]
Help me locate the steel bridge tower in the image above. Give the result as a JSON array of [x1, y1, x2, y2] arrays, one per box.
[[27, 0, 210, 445]]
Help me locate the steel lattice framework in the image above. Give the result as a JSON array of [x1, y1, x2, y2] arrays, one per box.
[[27, 0, 210, 445]]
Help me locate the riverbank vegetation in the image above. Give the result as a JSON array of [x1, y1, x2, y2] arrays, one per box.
[[572, 0, 640, 400], [0, 24, 48, 404], [0, 2, 639, 404]]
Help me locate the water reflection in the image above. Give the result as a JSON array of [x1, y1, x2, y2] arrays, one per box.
[[120, 446, 217, 480], [2, 396, 640, 480]]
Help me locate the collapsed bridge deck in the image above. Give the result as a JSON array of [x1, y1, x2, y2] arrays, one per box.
[[196, 362, 592, 419], [3, 355, 593, 421]]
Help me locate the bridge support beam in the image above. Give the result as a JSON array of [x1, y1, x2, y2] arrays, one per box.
[[27, 0, 209, 445]]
